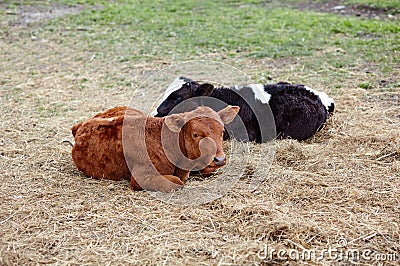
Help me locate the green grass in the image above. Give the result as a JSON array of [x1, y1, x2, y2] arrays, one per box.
[[53, 1, 399, 62], [4, 0, 399, 73], [358, 82, 374, 89]]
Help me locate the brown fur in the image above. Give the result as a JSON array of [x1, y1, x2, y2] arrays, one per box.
[[71, 105, 239, 192], [71, 106, 142, 137]]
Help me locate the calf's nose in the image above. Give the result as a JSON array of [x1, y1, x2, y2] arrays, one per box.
[[214, 156, 226, 166]]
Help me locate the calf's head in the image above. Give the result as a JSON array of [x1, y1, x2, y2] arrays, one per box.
[[155, 77, 214, 117], [164, 105, 239, 173]]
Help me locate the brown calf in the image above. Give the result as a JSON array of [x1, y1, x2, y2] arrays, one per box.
[[71, 105, 239, 192]]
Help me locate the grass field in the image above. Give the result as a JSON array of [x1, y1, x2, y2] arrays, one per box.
[[1, 0, 399, 264]]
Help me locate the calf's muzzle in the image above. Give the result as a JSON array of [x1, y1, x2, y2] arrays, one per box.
[[213, 156, 226, 166]]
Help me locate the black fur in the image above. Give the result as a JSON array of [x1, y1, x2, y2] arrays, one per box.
[[155, 78, 334, 142]]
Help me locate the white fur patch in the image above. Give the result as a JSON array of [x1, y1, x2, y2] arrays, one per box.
[[304, 86, 334, 111], [149, 109, 158, 116], [162, 77, 187, 101], [247, 84, 271, 104]]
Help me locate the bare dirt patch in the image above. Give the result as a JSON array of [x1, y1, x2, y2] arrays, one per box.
[[295, 0, 399, 20], [18, 4, 86, 25], [1, 2, 99, 27]]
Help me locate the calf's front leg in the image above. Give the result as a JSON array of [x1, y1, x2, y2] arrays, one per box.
[[130, 174, 184, 192]]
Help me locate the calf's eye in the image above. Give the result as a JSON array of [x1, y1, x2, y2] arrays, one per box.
[[193, 133, 199, 138]]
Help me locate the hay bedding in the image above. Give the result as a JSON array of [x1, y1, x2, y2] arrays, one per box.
[[1, 16, 399, 266]]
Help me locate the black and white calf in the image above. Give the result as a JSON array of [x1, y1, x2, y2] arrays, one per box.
[[154, 77, 334, 142]]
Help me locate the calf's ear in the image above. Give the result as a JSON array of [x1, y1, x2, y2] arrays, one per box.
[[218, 105, 240, 125], [164, 114, 186, 132], [194, 84, 214, 96]]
